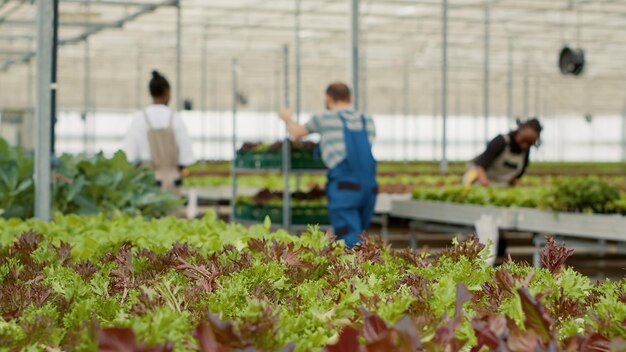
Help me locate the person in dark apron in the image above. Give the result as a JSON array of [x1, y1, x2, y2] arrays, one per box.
[[464, 118, 542, 187], [278, 82, 377, 248]]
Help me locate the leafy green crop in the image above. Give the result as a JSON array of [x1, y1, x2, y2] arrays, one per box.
[[543, 177, 622, 213], [413, 178, 626, 215], [0, 139, 34, 219], [1, 214, 625, 351], [0, 139, 181, 219]]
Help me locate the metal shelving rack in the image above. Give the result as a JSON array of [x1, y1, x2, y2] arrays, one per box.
[[230, 46, 330, 233]]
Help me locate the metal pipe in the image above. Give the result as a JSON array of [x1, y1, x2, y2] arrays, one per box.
[[35, 0, 54, 221], [361, 42, 367, 112], [0, 0, 10, 12], [622, 104, 626, 162], [433, 78, 438, 162], [403, 60, 409, 162], [135, 46, 142, 109], [523, 59, 529, 118], [51, 0, 59, 155], [282, 44, 291, 231], [534, 76, 540, 117], [27, 58, 34, 111], [2, 0, 178, 71], [201, 27, 208, 160], [230, 58, 238, 223], [294, 0, 301, 123], [483, 0, 490, 143], [0, 0, 27, 25], [0, 49, 33, 55], [0, 34, 34, 41], [211, 59, 218, 115], [63, 0, 167, 5], [350, 0, 360, 110], [507, 38, 513, 125], [83, 38, 90, 154], [175, 0, 182, 112], [440, 0, 448, 173], [294, 0, 302, 191]]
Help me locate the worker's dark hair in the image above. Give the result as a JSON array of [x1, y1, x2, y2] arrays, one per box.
[[325, 82, 351, 102], [149, 70, 170, 98], [517, 117, 543, 135]]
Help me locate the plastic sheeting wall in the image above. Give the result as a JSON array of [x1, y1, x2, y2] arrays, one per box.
[[55, 110, 624, 162]]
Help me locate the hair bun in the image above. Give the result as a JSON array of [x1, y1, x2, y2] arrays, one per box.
[[151, 70, 161, 79]]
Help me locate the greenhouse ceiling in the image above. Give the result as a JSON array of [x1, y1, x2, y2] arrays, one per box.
[[1, 0, 625, 117]]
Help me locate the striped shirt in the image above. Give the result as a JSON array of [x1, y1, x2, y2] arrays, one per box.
[[304, 109, 375, 169]]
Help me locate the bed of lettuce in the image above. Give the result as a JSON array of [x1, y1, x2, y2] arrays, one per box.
[[1, 213, 625, 351], [413, 178, 626, 215]]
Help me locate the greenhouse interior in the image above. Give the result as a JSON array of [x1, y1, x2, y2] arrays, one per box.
[[1, 0, 626, 350]]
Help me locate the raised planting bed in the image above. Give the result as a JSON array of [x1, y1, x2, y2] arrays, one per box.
[[516, 208, 626, 242], [1, 215, 626, 351], [391, 199, 518, 229]]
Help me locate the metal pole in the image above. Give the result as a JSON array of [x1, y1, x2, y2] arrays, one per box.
[[230, 59, 238, 223], [523, 59, 529, 118], [212, 59, 219, 159], [622, 104, 626, 162], [82, 0, 91, 155], [350, 0, 360, 110], [27, 57, 34, 111], [282, 45, 291, 231], [35, 0, 54, 221], [294, 0, 301, 123], [50, 0, 58, 156], [507, 38, 513, 125], [361, 42, 367, 112], [82, 38, 90, 154], [534, 76, 540, 117], [440, 0, 448, 173], [433, 79, 438, 162], [135, 46, 142, 109], [403, 60, 409, 162], [483, 1, 490, 143], [201, 27, 208, 160], [175, 0, 182, 111], [294, 0, 302, 192]]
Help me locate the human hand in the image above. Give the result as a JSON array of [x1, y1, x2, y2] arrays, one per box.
[[278, 108, 293, 123], [478, 175, 490, 187]]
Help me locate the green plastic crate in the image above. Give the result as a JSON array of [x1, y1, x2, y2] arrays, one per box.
[[236, 149, 325, 170], [234, 203, 254, 221]]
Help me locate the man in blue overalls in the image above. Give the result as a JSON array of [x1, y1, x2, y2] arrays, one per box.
[[278, 82, 377, 248]]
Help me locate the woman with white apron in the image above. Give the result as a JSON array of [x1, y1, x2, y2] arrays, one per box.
[[123, 71, 195, 190], [464, 118, 542, 188]]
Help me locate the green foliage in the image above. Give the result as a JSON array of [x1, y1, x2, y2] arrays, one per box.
[[0, 139, 181, 219], [413, 178, 625, 215], [1, 214, 625, 351], [412, 186, 543, 208], [0, 139, 34, 218], [543, 177, 622, 213]]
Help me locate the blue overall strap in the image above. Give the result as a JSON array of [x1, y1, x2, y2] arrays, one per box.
[[360, 113, 368, 132]]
